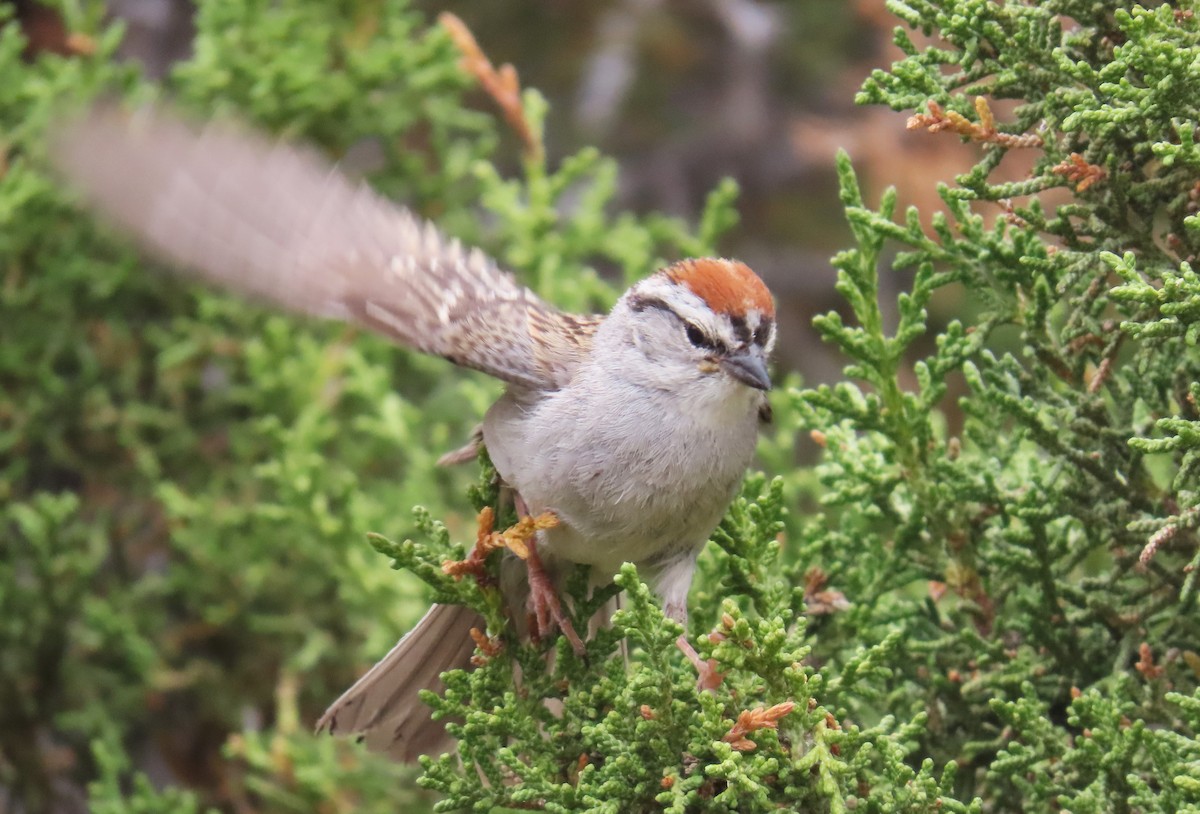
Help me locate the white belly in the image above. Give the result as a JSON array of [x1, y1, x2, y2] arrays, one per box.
[[483, 377, 761, 575]]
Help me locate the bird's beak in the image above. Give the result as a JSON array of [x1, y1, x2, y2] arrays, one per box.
[[720, 347, 771, 391]]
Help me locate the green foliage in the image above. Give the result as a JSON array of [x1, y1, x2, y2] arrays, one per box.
[[390, 477, 936, 813], [792, 0, 1200, 810], [219, 680, 436, 813], [88, 733, 214, 814], [6, 0, 1200, 811]]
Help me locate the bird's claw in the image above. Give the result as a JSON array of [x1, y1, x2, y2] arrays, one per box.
[[526, 534, 586, 656]]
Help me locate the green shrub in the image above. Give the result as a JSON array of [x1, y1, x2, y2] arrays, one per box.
[[2, 0, 1199, 812]]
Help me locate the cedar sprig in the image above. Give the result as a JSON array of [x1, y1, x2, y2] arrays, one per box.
[[906, 97, 1043, 149], [722, 702, 797, 752], [1051, 153, 1107, 193], [439, 12, 542, 161]]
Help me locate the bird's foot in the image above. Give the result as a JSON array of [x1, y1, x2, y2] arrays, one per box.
[[676, 634, 724, 691], [443, 506, 561, 583], [444, 507, 583, 655], [523, 532, 586, 656]]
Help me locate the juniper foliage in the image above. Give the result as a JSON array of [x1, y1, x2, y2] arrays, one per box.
[[3, 0, 1200, 812]]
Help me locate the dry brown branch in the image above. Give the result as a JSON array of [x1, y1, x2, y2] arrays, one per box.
[[1135, 642, 1166, 680], [998, 198, 1030, 228], [722, 702, 796, 752], [1140, 521, 1178, 566], [65, 32, 96, 56], [907, 97, 1043, 148], [469, 627, 503, 666], [803, 566, 850, 615], [439, 12, 542, 160], [443, 506, 499, 580], [1087, 355, 1115, 394], [498, 511, 559, 559], [1052, 153, 1107, 192], [442, 506, 559, 579]]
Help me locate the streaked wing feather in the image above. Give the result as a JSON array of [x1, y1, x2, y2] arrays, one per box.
[[51, 105, 600, 390]]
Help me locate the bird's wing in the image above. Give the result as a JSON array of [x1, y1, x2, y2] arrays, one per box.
[[51, 105, 601, 391]]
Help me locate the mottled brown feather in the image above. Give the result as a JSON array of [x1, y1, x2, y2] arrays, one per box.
[[51, 104, 600, 391]]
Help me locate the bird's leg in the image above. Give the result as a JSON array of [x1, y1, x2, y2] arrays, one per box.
[[524, 535, 586, 656], [506, 494, 585, 656], [654, 547, 725, 690]]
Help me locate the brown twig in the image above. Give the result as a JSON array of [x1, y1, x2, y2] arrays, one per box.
[[998, 199, 1030, 229], [1052, 153, 1107, 192], [722, 702, 796, 752], [1087, 355, 1115, 394], [65, 32, 96, 56], [803, 566, 850, 615], [1140, 521, 1178, 566], [500, 511, 559, 559], [468, 627, 503, 666], [1134, 642, 1165, 680], [1081, 323, 1124, 394], [439, 12, 542, 161], [442, 506, 559, 580], [907, 97, 1043, 148]]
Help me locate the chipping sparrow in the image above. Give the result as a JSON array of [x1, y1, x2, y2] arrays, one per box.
[[52, 106, 776, 761]]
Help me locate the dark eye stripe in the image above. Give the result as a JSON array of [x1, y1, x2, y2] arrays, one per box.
[[753, 321, 773, 346], [629, 293, 728, 353], [729, 315, 752, 345], [628, 294, 675, 315]]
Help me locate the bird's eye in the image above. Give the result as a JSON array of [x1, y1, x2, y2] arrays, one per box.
[[685, 323, 718, 351], [753, 325, 770, 346]]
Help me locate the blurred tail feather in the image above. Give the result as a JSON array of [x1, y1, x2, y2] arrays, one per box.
[[316, 603, 482, 762]]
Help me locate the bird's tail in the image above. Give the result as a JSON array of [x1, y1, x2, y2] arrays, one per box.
[[316, 603, 483, 762]]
